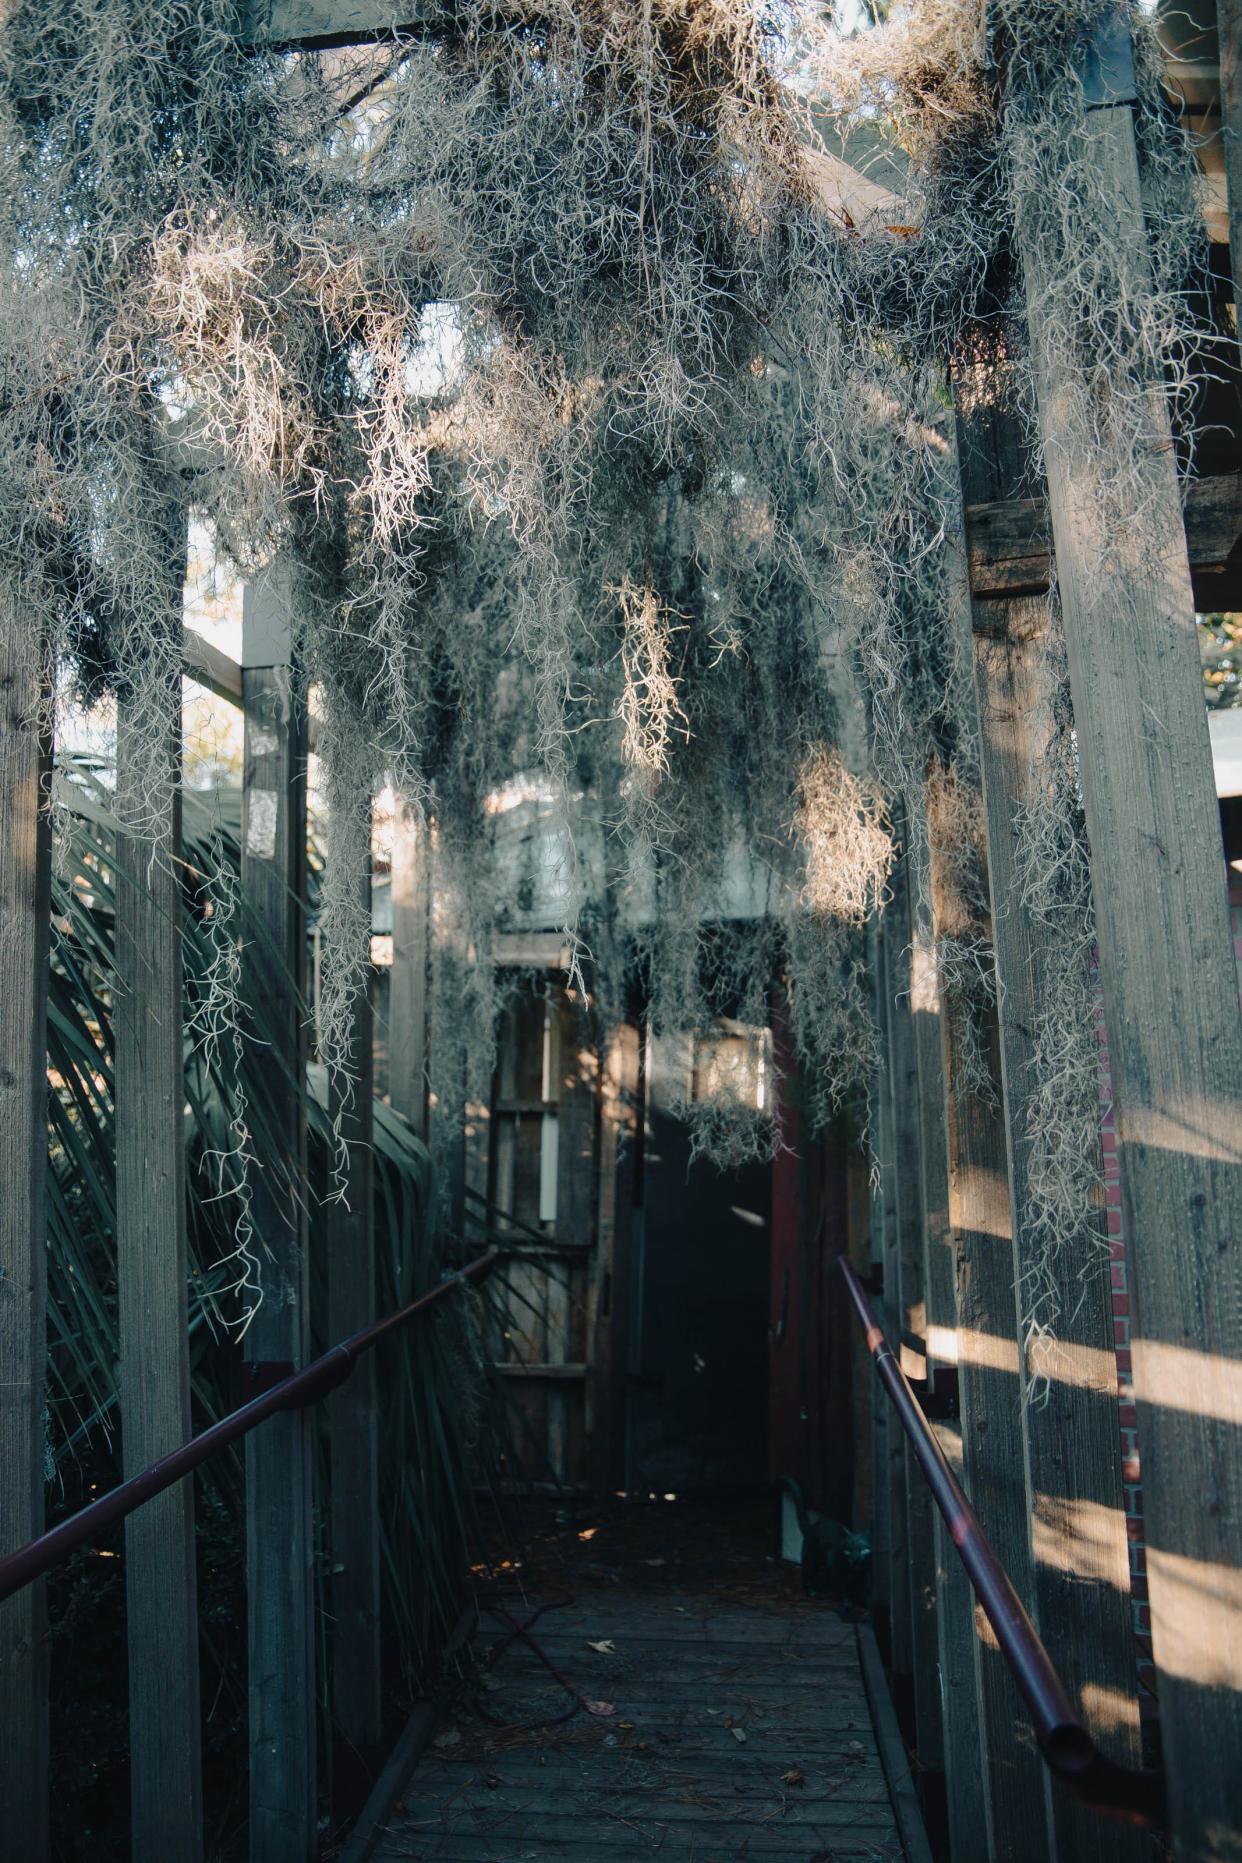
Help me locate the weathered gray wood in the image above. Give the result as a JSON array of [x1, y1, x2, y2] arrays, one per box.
[[964, 471, 1242, 602], [382, 1594, 900, 1862], [389, 800, 429, 1139], [1019, 88, 1242, 1860], [867, 920, 893, 1644], [896, 811, 989, 1860], [857, 1624, 936, 1863], [879, 839, 944, 1784], [926, 806, 1051, 1863], [183, 627, 243, 705], [241, 1, 428, 45], [1221, 1, 1242, 336], [969, 591, 1144, 1859], [328, 836, 382, 1820], [0, 588, 52, 1863], [114, 529, 203, 1863], [240, 572, 316, 1863]]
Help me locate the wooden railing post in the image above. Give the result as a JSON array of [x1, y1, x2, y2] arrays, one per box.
[[389, 801, 429, 1140], [880, 833, 945, 1793], [114, 514, 203, 1863], [240, 568, 316, 1863], [867, 919, 894, 1651], [1014, 32, 1242, 1851], [952, 355, 1146, 1855], [967, 589, 1145, 1853], [327, 829, 381, 1822], [1219, 0, 1242, 334], [894, 809, 988, 1858], [0, 587, 52, 1863]]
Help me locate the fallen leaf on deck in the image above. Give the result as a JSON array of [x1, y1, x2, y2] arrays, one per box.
[[730, 1726, 748, 1743], [433, 1730, 461, 1751], [585, 1699, 616, 1717], [586, 1639, 616, 1653], [782, 1766, 806, 1787]]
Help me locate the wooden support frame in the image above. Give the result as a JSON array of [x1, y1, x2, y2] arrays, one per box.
[[893, 812, 988, 1858], [879, 837, 945, 1792], [240, 569, 317, 1863], [1220, 0, 1242, 333], [923, 794, 1052, 1861], [1014, 59, 1242, 1853], [327, 831, 381, 1823], [114, 521, 204, 1863], [0, 592, 52, 1863], [389, 801, 430, 1141], [968, 591, 1144, 1851]]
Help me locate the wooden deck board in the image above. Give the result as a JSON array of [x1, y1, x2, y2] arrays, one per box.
[[370, 1595, 919, 1861]]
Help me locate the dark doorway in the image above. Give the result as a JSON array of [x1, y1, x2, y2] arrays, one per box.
[[624, 1024, 772, 1494]]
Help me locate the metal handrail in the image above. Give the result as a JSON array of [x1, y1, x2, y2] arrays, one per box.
[[0, 1248, 499, 1606], [840, 1256, 1164, 1829]]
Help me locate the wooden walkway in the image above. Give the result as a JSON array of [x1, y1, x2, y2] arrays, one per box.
[[368, 1595, 920, 1861]]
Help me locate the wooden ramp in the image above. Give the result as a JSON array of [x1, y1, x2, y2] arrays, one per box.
[[368, 1595, 924, 1861]]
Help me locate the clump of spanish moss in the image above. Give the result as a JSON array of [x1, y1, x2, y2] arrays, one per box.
[[0, 0, 1208, 1325]]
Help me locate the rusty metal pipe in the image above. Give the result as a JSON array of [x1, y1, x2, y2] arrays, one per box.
[[0, 1249, 498, 1606], [840, 1255, 1163, 1828]]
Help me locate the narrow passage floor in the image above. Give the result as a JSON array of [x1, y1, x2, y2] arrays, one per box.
[[370, 1505, 920, 1861]]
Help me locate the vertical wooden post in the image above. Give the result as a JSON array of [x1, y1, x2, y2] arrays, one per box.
[[920, 790, 1051, 1861], [969, 589, 1144, 1852], [327, 833, 381, 1822], [952, 358, 1144, 1851], [0, 589, 52, 1863], [867, 921, 892, 1652], [876, 933, 912, 1695], [1017, 53, 1242, 1853], [1220, 0, 1242, 333], [114, 518, 203, 1863], [895, 813, 988, 1858], [240, 568, 316, 1863], [880, 839, 945, 1785], [389, 802, 429, 1140]]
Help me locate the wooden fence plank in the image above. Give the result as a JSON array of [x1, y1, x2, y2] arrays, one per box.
[[969, 593, 1144, 1859], [880, 834, 944, 1790], [389, 801, 429, 1140], [328, 834, 381, 1822], [1019, 84, 1242, 1858], [0, 590, 52, 1863], [1220, 0, 1242, 333], [894, 813, 988, 1857], [867, 921, 892, 1653], [875, 923, 912, 1700], [240, 570, 316, 1863], [114, 530, 203, 1863], [926, 808, 1051, 1863]]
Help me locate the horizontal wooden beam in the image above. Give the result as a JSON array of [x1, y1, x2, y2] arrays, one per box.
[[493, 1362, 587, 1380], [239, 2, 427, 47], [967, 470, 1242, 604], [183, 628, 242, 704], [183, 629, 321, 751]]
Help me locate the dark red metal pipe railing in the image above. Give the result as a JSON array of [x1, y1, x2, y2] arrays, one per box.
[[840, 1256, 1164, 1829], [0, 1248, 499, 1606]]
